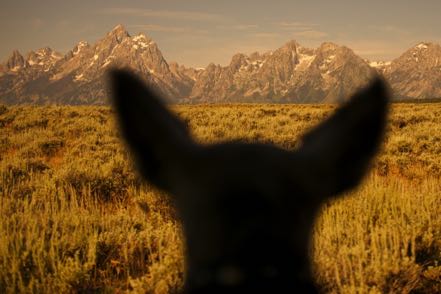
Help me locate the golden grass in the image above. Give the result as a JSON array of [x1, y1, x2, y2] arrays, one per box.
[[0, 103, 440, 293]]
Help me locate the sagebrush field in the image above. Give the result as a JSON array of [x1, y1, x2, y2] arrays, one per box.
[[0, 103, 440, 293]]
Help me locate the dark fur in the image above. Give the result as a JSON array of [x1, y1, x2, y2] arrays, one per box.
[[109, 69, 389, 293]]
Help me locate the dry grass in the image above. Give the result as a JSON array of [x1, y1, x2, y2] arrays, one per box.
[[0, 103, 440, 293]]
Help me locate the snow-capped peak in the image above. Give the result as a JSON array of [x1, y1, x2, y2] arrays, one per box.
[[132, 34, 154, 49], [73, 41, 89, 55], [26, 47, 62, 70], [107, 24, 130, 42], [133, 34, 148, 42], [415, 42, 428, 50], [111, 24, 126, 33], [296, 51, 316, 70]]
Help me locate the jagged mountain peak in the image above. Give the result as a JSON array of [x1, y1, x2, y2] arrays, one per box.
[[249, 51, 263, 61], [402, 41, 441, 55], [190, 40, 375, 103], [5, 49, 26, 71], [110, 24, 128, 34], [112, 24, 126, 32], [56, 26, 168, 81], [282, 40, 301, 50], [319, 42, 339, 49], [106, 24, 130, 42], [36, 47, 54, 53], [131, 33, 155, 50], [26, 47, 62, 69], [132, 33, 152, 42], [63, 41, 88, 61], [91, 25, 131, 56], [314, 43, 365, 70], [71, 41, 90, 56], [10, 49, 22, 57], [1, 26, 441, 104], [229, 53, 249, 71], [0, 25, 195, 104], [75, 41, 90, 50], [414, 42, 435, 50], [206, 62, 220, 70], [385, 41, 441, 99], [28, 47, 62, 58], [393, 41, 441, 66], [316, 42, 351, 58]]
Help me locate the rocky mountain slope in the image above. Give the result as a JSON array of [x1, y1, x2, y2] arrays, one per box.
[[0, 25, 192, 104], [1, 25, 441, 104], [189, 41, 375, 103], [380, 42, 441, 100]]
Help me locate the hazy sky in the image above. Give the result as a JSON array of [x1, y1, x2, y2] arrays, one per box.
[[1, 0, 441, 67]]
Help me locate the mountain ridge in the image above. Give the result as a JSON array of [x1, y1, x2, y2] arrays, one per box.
[[1, 25, 440, 104]]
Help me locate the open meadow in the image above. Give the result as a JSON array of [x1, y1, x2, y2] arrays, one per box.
[[0, 103, 440, 293]]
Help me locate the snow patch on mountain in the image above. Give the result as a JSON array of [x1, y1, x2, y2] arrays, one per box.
[[73, 41, 89, 55], [416, 43, 428, 50], [297, 53, 315, 69], [369, 61, 391, 68]]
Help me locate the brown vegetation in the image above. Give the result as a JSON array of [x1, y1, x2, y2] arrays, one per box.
[[0, 103, 440, 293]]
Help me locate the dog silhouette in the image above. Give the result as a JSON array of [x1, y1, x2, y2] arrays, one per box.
[[109, 69, 389, 293]]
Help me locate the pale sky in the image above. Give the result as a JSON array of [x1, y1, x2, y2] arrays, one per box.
[[1, 0, 441, 67]]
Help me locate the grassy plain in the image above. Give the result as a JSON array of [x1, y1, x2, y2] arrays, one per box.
[[0, 103, 440, 293]]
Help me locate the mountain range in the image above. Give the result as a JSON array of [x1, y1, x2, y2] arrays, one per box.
[[1, 24, 441, 104]]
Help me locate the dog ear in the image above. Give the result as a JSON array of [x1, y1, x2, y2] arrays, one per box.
[[109, 69, 195, 191], [298, 77, 389, 197]]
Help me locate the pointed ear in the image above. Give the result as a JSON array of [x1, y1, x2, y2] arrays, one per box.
[[299, 77, 389, 197], [109, 69, 194, 191]]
